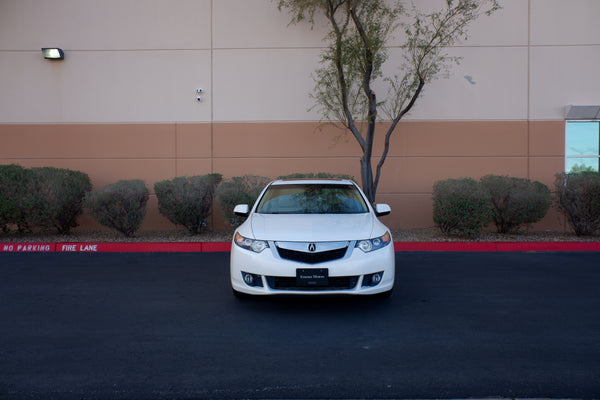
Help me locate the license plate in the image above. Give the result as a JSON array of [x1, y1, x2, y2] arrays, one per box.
[[296, 268, 329, 286]]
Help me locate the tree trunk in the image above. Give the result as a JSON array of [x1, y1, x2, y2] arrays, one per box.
[[360, 154, 375, 204]]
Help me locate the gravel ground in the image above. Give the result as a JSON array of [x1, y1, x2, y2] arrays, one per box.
[[1, 227, 599, 243]]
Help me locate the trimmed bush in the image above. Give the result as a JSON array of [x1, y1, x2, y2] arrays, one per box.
[[555, 172, 600, 236], [27, 167, 92, 234], [433, 178, 493, 239], [277, 172, 354, 180], [215, 175, 270, 226], [154, 174, 223, 234], [0, 164, 33, 233], [480, 175, 552, 234], [84, 180, 149, 237]]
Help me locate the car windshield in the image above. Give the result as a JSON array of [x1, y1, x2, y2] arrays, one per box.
[[256, 183, 369, 214]]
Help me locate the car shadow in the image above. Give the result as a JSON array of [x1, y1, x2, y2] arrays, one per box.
[[232, 292, 395, 316]]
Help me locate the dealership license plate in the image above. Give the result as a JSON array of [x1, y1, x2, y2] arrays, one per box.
[[296, 268, 329, 286]]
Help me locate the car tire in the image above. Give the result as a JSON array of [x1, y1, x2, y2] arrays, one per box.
[[232, 288, 252, 299], [375, 288, 393, 298]]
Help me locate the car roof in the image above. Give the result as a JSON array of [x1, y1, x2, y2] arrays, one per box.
[[270, 179, 355, 185]]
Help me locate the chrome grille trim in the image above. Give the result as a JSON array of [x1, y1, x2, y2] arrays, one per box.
[[274, 241, 350, 264], [275, 241, 348, 253]]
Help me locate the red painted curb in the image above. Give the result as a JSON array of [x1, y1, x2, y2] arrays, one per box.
[[0, 242, 231, 253], [393, 242, 497, 252], [393, 242, 600, 252], [56, 242, 205, 253], [1, 241, 600, 253], [202, 242, 232, 252], [494, 242, 600, 252]]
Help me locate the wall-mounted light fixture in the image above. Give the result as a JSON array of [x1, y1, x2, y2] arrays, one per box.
[[42, 48, 64, 60]]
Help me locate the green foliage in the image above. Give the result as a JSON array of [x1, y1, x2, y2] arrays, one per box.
[[84, 180, 149, 237], [277, 172, 354, 180], [555, 172, 600, 236], [277, 0, 500, 203], [432, 178, 493, 239], [154, 174, 223, 234], [569, 163, 596, 174], [215, 175, 270, 226], [480, 175, 552, 234], [0, 164, 33, 233], [28, 167, 92, 234], [278, 0, 499, 125]]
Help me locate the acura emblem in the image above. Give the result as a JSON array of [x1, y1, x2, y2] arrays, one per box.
[[308, 243, 316, 252]]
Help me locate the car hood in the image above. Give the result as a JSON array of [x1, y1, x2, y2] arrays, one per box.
[[249, 213, 375, 242]]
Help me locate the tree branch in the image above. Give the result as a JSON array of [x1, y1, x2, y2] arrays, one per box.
[[373, 78, 425, 195], [326, 0, 366, 151]]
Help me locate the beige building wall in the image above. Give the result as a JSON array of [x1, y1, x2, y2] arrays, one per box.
[[1, 0, 599, 231]]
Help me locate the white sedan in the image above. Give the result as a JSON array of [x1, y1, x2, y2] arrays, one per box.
[[230, 179, 395, 297]]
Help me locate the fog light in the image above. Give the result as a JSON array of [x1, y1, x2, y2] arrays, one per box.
[[372, 273, 382, 284], [362, 271, 384, 287], [241, 272, 263, 287]]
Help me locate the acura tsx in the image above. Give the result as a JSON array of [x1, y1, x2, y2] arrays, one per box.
[[230, 179, 395, 297]]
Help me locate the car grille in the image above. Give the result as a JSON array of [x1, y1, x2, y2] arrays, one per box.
[[276, 246, 348, 264], [265, 276, 359, 291]]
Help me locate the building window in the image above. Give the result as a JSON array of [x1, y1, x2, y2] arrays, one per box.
[[565, 121, 600, 173]]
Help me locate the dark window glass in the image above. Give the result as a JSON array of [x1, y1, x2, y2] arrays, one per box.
[[256, 184, 369, 214]]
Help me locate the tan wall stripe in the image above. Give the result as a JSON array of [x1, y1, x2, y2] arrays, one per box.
[[0, 120, 566, 231]]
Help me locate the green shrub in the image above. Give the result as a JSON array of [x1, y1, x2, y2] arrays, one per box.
[[27, 167, 92, 234], [215, 175, 270, 226], [555, 172, 600, 236], [84, 180, 149, 237], [0, 164, 33, 233], [433, 178, 493, 239], [480, 175, 552, 234], [154, 173, 223, 234], [277, 172, 354, 180]]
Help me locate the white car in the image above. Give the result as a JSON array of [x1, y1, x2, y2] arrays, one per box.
[[230, 179, 395, 297]]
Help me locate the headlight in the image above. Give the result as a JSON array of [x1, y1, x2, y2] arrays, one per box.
[[234, 232, 269, 253], [356, 231, 391, 253]]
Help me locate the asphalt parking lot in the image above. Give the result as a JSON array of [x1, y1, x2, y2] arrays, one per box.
[[1, 252, 599, 399]]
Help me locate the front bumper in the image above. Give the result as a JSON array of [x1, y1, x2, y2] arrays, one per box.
[[230, 240, 395, 295]]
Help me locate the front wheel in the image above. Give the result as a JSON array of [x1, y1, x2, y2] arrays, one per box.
[[374, 288, 393, 298], [232, 288, 252, 299]]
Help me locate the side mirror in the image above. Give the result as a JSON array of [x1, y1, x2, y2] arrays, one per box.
[[375, 203, 391, 217], [233, 204, 250, 218]]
